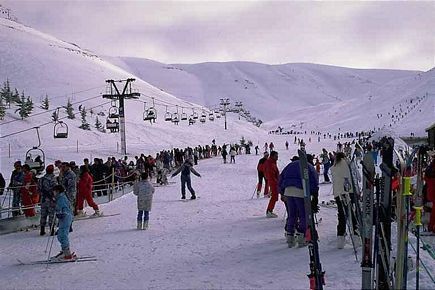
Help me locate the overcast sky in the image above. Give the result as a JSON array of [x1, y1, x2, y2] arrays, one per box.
[[3, 0, 435, 71]]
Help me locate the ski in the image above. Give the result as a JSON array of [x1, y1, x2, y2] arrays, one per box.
[[74, 213, 120, 221], [361, 150, 375, 290], [17, 256, 97, 266], [298, 148, 325, 290]]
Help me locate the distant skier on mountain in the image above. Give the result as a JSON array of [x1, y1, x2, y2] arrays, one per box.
[[320, 148, 331, 183], [171, 159, 201, 200], [285, 141, 289, 150], [229, 146, 236, 163], [269, 142, 275, 152], [222, 146, 228, 164]]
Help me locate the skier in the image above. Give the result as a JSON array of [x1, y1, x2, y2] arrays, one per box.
[[331, 152, 360, 249], [279, 155, 319, 247], [20, 165, 39, 217], [171, 158, 201, 200], [264, 151, 280, 217], [52, 184, 74, 261], [229, 146, 236, 163], [222, 146, 228, 164], [285, 141, 289, 150], [0, 173, 5, 195], [269, 142, 275, 152], [255, 145, 259, 155], [256, 152, 269, 198], [76, 166, 100, 217], [9, 161, 24, 217], [425, 153, 435, 233], [320, 148, 331, 183], [264, 142, 268, 153], [38, 165, 57, 236], [61, 162, 77, 215], [133, 172, 155, 230]]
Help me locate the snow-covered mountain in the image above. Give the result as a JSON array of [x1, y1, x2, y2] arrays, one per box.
[[0, 16, 433, 172], [110, 57, 434, 136], [0, 17, 264, 172]]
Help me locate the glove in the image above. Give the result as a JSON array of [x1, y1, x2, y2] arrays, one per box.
[[280, 195, 287, 202], [56, 213, 65, 219], [311, 195, 319, 213]]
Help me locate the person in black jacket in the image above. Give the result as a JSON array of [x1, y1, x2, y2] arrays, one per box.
[[171, 159, 201, 200], [0, 172, 5, 195]]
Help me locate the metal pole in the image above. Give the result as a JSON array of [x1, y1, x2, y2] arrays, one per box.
[[119, 96, 127, 155]]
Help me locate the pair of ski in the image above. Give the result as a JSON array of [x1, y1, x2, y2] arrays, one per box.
[[298, 148, 325, 290], [74, 213, 120, 221], [17, 255, 97, 265]]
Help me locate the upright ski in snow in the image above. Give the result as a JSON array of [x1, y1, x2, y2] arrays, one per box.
[[298, 148, 325, 290]]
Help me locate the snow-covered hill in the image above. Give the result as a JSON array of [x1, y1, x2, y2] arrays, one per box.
[[0, 18, 264, 172], [111, 58, 434, 136]]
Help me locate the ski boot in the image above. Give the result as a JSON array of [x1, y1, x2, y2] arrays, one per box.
[[76, 210, 86, 218], [40, 227, 46, 236], [295, 232, 307, 247], [137, 220, 143, 230], [91, 210, 102, 217], [266, 211, 278, 218], [337, 236, 345, 249], [285, 232, 296, 248], [181, 195, 186, 200], [143, 220, 149, 230], [191, 194, 196, 200]]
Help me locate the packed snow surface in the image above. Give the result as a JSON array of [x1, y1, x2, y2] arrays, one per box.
[[0, 137, 433, 290]]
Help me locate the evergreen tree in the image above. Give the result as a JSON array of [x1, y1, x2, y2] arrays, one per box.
[[52, 110, 59, 122], [41, 94, 49, 110], [64, 98, 75, 119], [0, 80, 12, 108], [0, 98, 5, 120], [15, 93, 29, 119], [12, 88, 20, 104], [25, 96, 34, 115], [95, 116, 105, 132], [79, 106, 90, 130]]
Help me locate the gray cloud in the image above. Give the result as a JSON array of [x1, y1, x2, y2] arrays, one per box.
[[2, 0, 434, 70]]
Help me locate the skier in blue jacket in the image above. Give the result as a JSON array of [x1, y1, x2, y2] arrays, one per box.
[[52, 184, 74, 260], [171, 159, 201, 200], [279, 155, 319, 247]]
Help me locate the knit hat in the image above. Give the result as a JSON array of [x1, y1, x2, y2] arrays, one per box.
[[46, 164, 54, 174]]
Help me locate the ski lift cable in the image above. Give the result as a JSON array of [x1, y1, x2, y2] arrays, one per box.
[[136, 93, 213, 113], [0, 91, 104, 126], [0, 100, 111, 139]]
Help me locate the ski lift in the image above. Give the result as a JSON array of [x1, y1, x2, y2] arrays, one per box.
[[209, 112, 215, 121], [188, 116, 195, 125], [106, 117, 119, 132], [181, 108, 188, 121], [164, 106, 172, 121], [143, 101, 157, 123], [25, 127, 45, 173], [192, 109, 199, 120], [108, 105, 119, 119], [172, 105, 180, 124], [53, 108, 68, 138], [215, 109, 221, 119], [54, 120, 68, 138]]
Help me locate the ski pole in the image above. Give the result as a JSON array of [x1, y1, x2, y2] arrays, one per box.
[[46, 215, 57, 262], [414, 206, 423, 290], [251, 187, 257, 199]]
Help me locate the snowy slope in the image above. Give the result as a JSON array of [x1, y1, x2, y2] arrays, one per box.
[[0, 18, 265, 172], [0, 137, 433, 290]]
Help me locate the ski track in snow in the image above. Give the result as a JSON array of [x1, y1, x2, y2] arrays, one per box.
[[0, 138, 433, 289]]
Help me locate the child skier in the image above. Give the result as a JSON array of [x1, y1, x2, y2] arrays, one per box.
[[133, 172, 155, 230], [52, 184, 74, 260]]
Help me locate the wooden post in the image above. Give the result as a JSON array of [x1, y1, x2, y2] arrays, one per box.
[[76, 140, 79, 153], [8, 143, 11, 158]]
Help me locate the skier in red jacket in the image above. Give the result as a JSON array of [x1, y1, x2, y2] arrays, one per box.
[[264, 151, 280, 217], [76, 166, 101, 217], [256, 152, 269, 198]]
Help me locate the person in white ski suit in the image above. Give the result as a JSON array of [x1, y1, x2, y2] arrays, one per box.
[[38, 165, 57, 236], [331, 152, 360, 249], [133, 172, 155, 230]]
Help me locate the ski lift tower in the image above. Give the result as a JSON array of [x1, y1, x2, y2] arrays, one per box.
[[235, 101, 243, 120], [102, 78, 140, 155], [220, 98, 230, 130]]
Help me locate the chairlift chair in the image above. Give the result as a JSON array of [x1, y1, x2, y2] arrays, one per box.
[[209, 112, 215, 121], [106, 117, 119, 132], [108, 106, 119, 119], [189, 116, 195, 125], [192, 110, 199, 120], [54, 121, 68, 138], [144, 108, 157, 122], [25, 127, 45, 173], [181, 108, 188, 121], [172, 112, 180, 124], [164, 106, 172, 121], [200, 115, 206, 123]]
